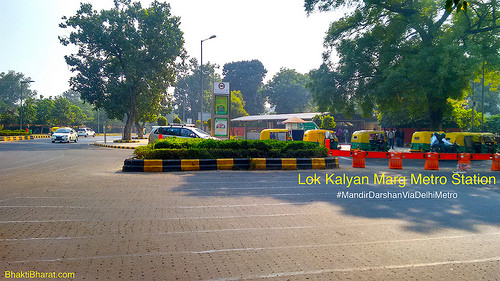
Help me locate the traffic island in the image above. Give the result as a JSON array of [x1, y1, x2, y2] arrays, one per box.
[[122, 157, 339, 172]]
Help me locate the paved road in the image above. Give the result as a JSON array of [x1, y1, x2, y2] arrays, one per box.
[[0, 139, 499, 280]]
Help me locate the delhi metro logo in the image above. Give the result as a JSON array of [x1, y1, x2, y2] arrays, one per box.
[[218, 83, 225, 90]]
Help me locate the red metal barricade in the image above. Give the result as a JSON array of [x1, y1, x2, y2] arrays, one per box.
[[389, 152, 403, 169], [352, 150, 366, 168], [492, 153, 500, 171], [424, 152, 439, 170]]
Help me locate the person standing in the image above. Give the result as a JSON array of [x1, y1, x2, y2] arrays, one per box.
[[399, 128, 405, 147], [343, 128, 349, 144], [388, 128, 395, 149], [395, 128, 401, 147]]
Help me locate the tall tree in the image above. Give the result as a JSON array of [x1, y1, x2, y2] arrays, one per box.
[[223, 60, 267, 115], [230, 90, 248, 119], [60, 0, 184, 139], [52, 97, 73, 126], [35, 97, 55, 134], [173, 58, 220, 122], [261, 68, 312, 114], [0, 71, 36, 111], [305, 0, 499, 130], [20, 97, 37, 127]]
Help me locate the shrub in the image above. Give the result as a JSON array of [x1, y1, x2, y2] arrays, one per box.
[[134, 138, 328, 159], [173, 116, 181, 124], [0, 130, 31, 136]]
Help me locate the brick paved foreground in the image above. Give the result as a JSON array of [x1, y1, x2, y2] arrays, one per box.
[[1, 141, 499, 280]]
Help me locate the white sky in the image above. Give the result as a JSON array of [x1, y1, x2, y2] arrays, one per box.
[[0, 0, 343, 98]]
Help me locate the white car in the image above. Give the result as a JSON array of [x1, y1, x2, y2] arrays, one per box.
[[52, 127, 78, 143], [148, 125, 216, 144], [78, 127, 96, 137]]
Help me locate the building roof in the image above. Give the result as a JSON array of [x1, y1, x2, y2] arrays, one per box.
[[231, 113, 321, 122]]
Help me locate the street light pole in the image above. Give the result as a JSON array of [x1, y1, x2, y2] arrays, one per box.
[[19, 80, 34, 130], [200, 35, 216, 129]]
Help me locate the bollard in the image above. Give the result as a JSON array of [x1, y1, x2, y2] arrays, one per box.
[[424, 152, 439, 170], [492, 153, 500, 171], [352, 150, 366, 168], [456, 153, 472, 172], [388, 152, 403, 169]]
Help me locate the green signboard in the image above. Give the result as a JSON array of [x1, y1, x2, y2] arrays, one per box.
[[215, 95, 228, 115]]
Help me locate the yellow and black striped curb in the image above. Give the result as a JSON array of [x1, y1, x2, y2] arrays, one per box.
[[0, 135, 50, 141], [132, 136, 148, 139], [123, 157, 340, 172], [113, 140, 140, 143], [94, 143, 137, 149]]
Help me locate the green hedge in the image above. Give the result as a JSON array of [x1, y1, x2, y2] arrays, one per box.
[[135, 138, 327, 159], [0, 130, 30, 136]]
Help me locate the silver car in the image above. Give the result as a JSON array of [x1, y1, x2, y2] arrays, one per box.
[[78, 127, 96, 137], [148, 125, 215, 144], [51, 127, 78, 143]]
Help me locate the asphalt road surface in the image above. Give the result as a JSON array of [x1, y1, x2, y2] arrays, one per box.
[[1, 138, 499, 280]]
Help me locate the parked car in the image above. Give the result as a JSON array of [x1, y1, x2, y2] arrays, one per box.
[[78, 127, 96, 137], [148, 125, 216, 144], [51, 127, 78, 143]]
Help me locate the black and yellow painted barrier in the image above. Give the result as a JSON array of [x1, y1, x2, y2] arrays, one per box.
[[0, 135, 50, 141], [113, 139, 140, 143], [123, 157, 339, 172], [94, 143, 136, 149]]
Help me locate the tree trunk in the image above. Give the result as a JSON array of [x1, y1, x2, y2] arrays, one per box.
[[135, 121, 144, 138], [429, 107, 444, 131], [123, 93, 138, 141]]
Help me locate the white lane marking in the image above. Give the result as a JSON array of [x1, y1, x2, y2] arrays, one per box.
[[0, 202, 309, 209], [191, 232, 500, 254], [246, 257, 500, 279], [0, 213, 319, 224], [0, 155, 65, 172]]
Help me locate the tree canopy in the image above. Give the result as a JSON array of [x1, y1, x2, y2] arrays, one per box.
[[60, 0, 184, 139], [0, 71, 36, 111], [223, 60, 267, 115], [173, 58, 220, 122], [305, 0, 499, 129], [261, 68, 313, 114]]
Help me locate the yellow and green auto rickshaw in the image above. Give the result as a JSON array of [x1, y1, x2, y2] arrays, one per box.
[[303, 129, 339, 149], [50, 127, 60, 136], [481, 133, 498, 153], [446, 132, 497, 153], [350, 130, 388, 151], [410, 131, 444, 152], [259, 129, 292, 141]]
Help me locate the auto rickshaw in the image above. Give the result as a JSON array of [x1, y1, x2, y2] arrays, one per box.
[[350, 130, 388, 151], [446, 132, 497, 153], [259, 129, 292, 141], [481, 133, 498, 153], [303, 129, 339, 149], [50, 127, 60, 136], [410, 131, 444, 152]]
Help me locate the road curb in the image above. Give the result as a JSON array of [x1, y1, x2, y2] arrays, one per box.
[[94, 143, 137, 149], [0, 135, 50, 141], [123, 157, 340, 172], [113, 140, 140, 143]]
